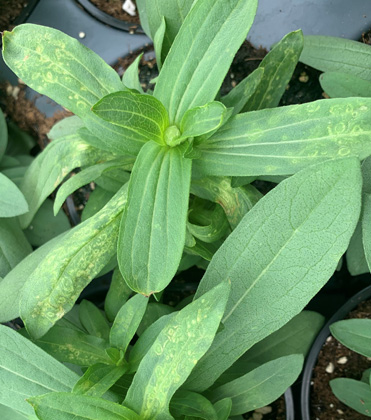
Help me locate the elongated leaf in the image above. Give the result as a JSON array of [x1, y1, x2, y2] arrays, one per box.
[[73, 363, 127, 397], [243, 30, 303, 111], [330, 378, 371, 416], [330, 319, 371, 358], [0, 232, 66, 322], [154, 0, 258, 124], [81, 186, 114, 222], [122, 54, 144, 93], [136, 303, 174, 336], [105, 267, 133, 322], [2, 24, 123, 117], [6, 120, 35, 156], [2, 166, 28, 188], [20, 185, 128, 339], [214, 398, 232, 420], [110, 294, 148, 353], [180, 102, 227, 140], [320, 72, 371, 98], [79, 300, 110, 340], [346, 222, 369, 276], [185, 157, 362, 391], [362, 193, 371, 273], [170, 390, 217, 420], [0, 218, 32, 277], [54, 159, 129, 214], [210, 355, 303, 415], [124, 282, 230, 419], [0, 109, 8, 161], [194, 98, 371, 177], [0, 325, 78, 416], [221, 67, 264, 116], [118, 141, 191, 295], [92, 91, 169, 146], [154, 17, 166, 70], [24, 325, 112, 366], [95, 166, 131, 193], [187, 205, 229, 243], [19, 132, 111, 228], [0, 173, 28, 217], [0, 404, 29, 420], [28, 393, 140, 420], [300, 35, 371, 81]]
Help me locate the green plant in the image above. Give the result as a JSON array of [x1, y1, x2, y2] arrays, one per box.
[[0, 0, 369, 417], [330, 318, 371, 417]]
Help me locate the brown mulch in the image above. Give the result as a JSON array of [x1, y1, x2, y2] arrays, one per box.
[[89, 0, 140, 24], [0, 0, 28, 32]]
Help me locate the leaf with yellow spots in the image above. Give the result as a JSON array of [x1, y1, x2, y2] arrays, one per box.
[[124, 282, 230, 419]]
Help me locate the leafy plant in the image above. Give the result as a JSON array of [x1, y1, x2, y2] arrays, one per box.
[[0, 0, 369, 417], [330, 318, 371, 417]]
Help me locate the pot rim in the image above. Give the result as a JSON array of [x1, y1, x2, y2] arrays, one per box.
[[300, 284, 371, 419], [75, 0, 144, 34]]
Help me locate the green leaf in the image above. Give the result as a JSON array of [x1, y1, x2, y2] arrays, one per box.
[[28, 393, 140, 420], [154, 0, 258, 124], [185, 157, 362, 391], [81, 186, 114, 222], [0, 173, 28, 217], [221, 67, 264, 116], [362, 193, 371, 273], [53, 159, 129, 215], [330, 319, 371, 358], [209, 355, 303, 415], [0, 218, 32, 277], [0, 232, 66, 322], [188, 204, 229, 243], [330, 378, 371, 416], [25, 325, 112, 366], [136, 303, 174, 336], [0, 109, 8, 161], [185, 237, 221, 261], [19, 129, 111, 228], [180, 101, 227, 140], [300, 35, 371, 81], [79, 300, 110, 340], [346, 221, 369, 276], [73, 363, 127, 397], [110, 294, 148, 353], [0, 325, 78, 416], [24, 199, 70, 247], [2, 24, 123, 117], [124, 282, 230, 419], [95, 166, 131, 193], [194, 98, 371, 177], [6, 120, 35, 156], [153, 17, 166, 70], [122, 54, 144, 93], [320, 72, 371, 98], [20, 185, 128, 339], [243, 30, 304, 111], [2, 165, 28, 188], [105, 267, 133, 322], [0, 404, 29, 420], [214, 398, 232, 420], [170, 390, 218, 420], [92, 91, 169, 147], [118, 141, 192, 295]]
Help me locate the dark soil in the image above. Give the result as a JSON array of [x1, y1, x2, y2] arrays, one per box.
[[0, 0, 28, 32], [311, 299, 371, 420], [89, 0, 140, 24]]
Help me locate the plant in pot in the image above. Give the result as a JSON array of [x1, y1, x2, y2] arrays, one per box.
[[0, 0, 370, 418]]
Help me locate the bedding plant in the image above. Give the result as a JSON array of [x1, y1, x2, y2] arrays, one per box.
[[0, 0, 370, 418]]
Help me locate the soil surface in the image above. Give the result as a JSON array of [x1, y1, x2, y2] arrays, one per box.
[[0, 0, 28, 32], [311, 299, 371, 419], [243, 396, 286, 420], [89, 0, 140, 24]]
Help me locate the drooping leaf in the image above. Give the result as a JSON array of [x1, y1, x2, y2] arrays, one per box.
[[221, 67, 264, 116], [110, 294, 148, 353], [243, 30, 304, 111], [185, 157, 362, 391], [193, 98, 371, 177], [122, 54, 144, 93], [95, 166, 131, 193], [73, 363, 128, 398], [0, 218, 32, 278], [320, 72, 371, 98], [81, 186, 114, 222], [154, 0, 258, 124], [300, 35, 371, 81], [20, 185, 128, 339], [153, 17, 166, 70], [209, 355, 303, 415], [330, 378, 371, 417], [92, 90, 169, 146], [0, 173, 28, 217], [330, 319, 371, 358], [0, 325, 78, 416], [346, 222, 369, 276], [105, 267, 133, 322], [124, 282, 230, 419], [118, 141, 191, 295], [79, 300, 110, 340], [28, 393, 140, 420], [170, 390, 217, 420], [0, 109, 8, 161]]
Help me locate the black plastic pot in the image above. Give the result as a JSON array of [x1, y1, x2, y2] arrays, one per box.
[[301, 284, 371, 420], [285, 387, 295, 420]]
